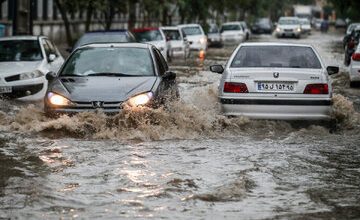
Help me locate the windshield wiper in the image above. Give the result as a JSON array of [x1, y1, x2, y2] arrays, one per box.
[[87, 72, 135, 77]]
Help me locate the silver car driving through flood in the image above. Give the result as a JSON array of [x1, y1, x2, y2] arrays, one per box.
[[44, 43, 178, 115], [210, 42, 339, 120]]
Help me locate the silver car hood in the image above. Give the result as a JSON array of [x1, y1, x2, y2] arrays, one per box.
[[51, 76, 157, 102]]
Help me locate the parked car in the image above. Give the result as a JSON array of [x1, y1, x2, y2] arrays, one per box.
[[240, 21, 251, 40], [44, 43, 178, 115], [275, 17, 302, 38], [313, 18, 323, 31], [299, 18, 311, 34], [178, 24, 207, 53], [220, 22, 246, 44], [320, 20, 329, 33], [132, 27, 170, 61], [71, 30, 136, 52], [0, 36, 64, 100], [160, 26, 190, 59], [344, 26, 360, 66], [335, 18, 347, 28], [210, 42, 339, 120], [343, 23, 360, 48], [207, 23, 222, 48], [346, 23, 360, 35], [349, 43, 360, 87], [251, 17, 273, 34]]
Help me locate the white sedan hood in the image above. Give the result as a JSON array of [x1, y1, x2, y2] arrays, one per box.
[[0, 61, 42, 77]]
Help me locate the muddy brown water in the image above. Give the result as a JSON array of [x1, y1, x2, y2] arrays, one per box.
[[1, 31, 360, 219]]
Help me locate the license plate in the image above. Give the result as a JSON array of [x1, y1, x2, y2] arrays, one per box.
[[257, 82, 294, 91], [0, 86, 12, 94]]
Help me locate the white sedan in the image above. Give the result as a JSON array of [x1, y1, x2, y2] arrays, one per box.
[[349, 43, 360, 87], [0, 36, 64, 101], [210, 42, 339, 120]]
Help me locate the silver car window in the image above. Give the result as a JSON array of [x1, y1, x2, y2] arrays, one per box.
[[61, 47, 155, 76], [231, 46, 322, 69]]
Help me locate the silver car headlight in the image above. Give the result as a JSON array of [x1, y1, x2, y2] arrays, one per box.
[[276, 27, 281, 32], [127, 92, 153, 107], [19, 70, 44, 80], [47, 92, 74, 106]]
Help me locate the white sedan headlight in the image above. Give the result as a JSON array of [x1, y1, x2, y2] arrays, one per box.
[[199, 37, 207, 44], [19, 70, 44, 80], [127, 92, 153, 107], [276, 27, 281, 32], [47, 92, 74, 106]]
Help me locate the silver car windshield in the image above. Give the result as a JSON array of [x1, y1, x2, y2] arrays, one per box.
[[0, 40, 43, 62], [61, 47, 155, 76], [231, 46, 322, 69]]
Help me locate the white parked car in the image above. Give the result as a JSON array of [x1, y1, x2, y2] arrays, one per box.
[[210, 42, 339, 120], [178, 24, 207, 53], [160, 26, 190, 59], [220, 22, 246, 44], [0, 36, 64, 101], [299, 18, 311, 34], [240, 21, 251, 40], [132, 27, 170, 61], [349, 43, 360, 87], [275, 17, 302, 38]]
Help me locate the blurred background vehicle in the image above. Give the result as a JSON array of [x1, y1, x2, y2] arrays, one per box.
[[70, 30, 136, 52], [343, 23, 360, 48], [335, 18, 347, 29], [275, 17, 302, 38], [349, 43, 360, 87], [220, 22, 246, 45], [251, 18, 273, 34], [320, 20, 329, 33], [240, 21, 251, 40], [313, 18, 323, 31], [344, 26, 360, 66], [44, 43, 178, 115], [161, 26, 190, 60], [299, 18, 312, 34], [207, 24, 223, 48], [0, 36, 64, 100], [132, 27, 170, 61], [178, 24, 207, 55]]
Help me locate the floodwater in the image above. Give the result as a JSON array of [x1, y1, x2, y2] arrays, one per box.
[[1, 30, 360, 219]]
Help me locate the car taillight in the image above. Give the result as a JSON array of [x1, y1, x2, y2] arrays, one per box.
[[304, 84, 329, 94], [352, 53, 360, 61], [223, 82, 248, 93]]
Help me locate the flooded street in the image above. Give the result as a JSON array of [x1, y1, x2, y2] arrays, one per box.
[[1, 31, 360, 219]]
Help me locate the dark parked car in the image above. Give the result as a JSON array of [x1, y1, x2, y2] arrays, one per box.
[[344, 27, 360, 66], [251, 18, 273, 34], [70, 30, 136, 52], [44, 43, 178, 115]]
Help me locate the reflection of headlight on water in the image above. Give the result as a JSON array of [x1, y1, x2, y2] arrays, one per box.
[[127, 92, 153, 107], [20, 70, 44, 80], [47, 92, 74, 106]]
